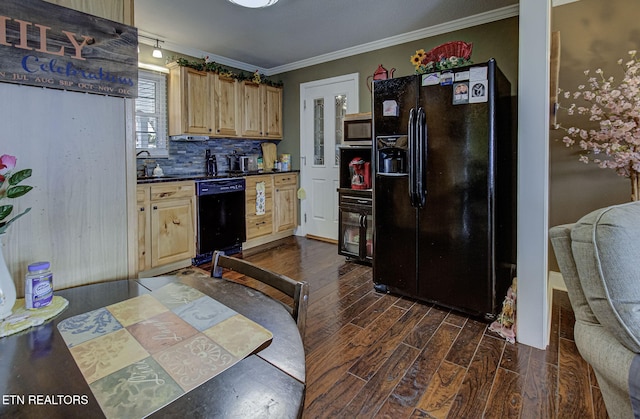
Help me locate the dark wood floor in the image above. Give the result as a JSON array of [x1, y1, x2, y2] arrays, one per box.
[[201, 236, 609, 419]]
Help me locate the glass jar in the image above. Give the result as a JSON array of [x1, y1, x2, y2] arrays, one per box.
[[25, 261, 53, 309]]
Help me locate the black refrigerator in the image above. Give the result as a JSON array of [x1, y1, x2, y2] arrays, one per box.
[[372, 59, 516, 319]]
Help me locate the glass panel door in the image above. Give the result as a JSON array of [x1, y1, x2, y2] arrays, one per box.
[[313, 98, 324, 165], [335, 94, 347, 165]]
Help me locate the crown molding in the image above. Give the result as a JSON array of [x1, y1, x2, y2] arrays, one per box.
[[138, 4, 519, 77], [266, 4, 519, 75]]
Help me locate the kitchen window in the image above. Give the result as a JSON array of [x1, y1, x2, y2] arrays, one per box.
[[135, 69, 168, 157]]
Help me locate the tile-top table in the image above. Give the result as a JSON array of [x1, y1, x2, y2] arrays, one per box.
[[0, 275, 305, 418]]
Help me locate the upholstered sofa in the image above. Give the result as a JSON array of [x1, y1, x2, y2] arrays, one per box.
[[550, 201, 640, 419]]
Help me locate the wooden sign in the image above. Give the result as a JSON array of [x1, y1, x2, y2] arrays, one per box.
[[0, 0, 138, 98]]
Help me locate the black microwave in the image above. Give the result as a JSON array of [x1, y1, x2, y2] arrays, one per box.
[[343, 113, 372, 146]]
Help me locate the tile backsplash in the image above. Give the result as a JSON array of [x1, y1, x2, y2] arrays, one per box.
[[137, 138, 276, 176]]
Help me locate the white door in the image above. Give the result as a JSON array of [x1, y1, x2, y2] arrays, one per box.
[[299, 74, 358, 241]]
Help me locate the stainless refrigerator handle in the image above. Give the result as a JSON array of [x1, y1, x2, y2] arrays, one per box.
[[408, 107, 416, 207], [417, 107, 427, 208]]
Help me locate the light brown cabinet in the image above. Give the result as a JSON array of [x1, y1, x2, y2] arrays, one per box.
[[240, 82, 283, 139], [137, 186, 151, 270], [245, 175, 274, 241], [214, 75, 240, 137], [263, 85, 283, 139], [244, 173, 298, 251], [137, 181, 196, 274], [274, 173, 298, 232], [168, 64, 214, 135], [240, 81, 263, 138], [168, 63, 282, 139]]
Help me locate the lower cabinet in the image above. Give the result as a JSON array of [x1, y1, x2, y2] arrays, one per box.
[[245, 175, 274, 241], [274, 173, 298, 232], [244, 173, 298, 251], [137, 182, 196, 275]]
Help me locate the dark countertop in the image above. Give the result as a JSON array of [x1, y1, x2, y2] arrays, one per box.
[[137, 170, 300, 184]]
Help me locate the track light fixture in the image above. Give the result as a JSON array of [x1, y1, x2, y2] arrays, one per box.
[[152, 39, 163, 59]]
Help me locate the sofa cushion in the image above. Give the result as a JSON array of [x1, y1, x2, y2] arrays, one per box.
[[631, 355, 640, 419], [571, 201, 640, 353]]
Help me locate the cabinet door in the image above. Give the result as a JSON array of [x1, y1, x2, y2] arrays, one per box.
[[274, 185, 296, 232], [150, 197, 195, 267], [137, 186, 151, 271], [184, 68, 212, 134], [274, 173, 297, 232], [264, 85, 283, 139], [241, 81, 263, 137], [215, 75, 239, 136], [245, 175, 273, 240]]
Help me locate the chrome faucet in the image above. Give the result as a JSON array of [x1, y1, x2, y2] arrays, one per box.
[[136, 150, 152, 177]]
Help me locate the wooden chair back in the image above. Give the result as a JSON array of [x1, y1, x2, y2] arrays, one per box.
[[212, 251, 309, 336]]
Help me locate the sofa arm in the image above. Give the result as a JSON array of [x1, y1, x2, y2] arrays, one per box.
[[549, 224, 599, 325]]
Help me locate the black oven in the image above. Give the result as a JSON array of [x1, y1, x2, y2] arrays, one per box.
[[194, 178, 246, 265]]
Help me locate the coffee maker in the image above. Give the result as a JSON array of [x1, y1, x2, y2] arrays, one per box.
[[349, 157, 371, 190]]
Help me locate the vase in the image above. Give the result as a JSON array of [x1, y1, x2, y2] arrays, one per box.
[[0, 233, 17, 320]]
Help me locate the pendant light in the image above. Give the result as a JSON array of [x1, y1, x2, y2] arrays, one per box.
[[152, 39, 163, 59], [227, 0, 278, 8]]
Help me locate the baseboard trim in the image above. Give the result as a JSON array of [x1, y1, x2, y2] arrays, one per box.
[[306, 234, 338, 245]]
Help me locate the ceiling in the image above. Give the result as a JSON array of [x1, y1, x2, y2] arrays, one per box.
[[134, 0, 519, 75]]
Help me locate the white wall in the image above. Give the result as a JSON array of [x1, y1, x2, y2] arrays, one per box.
[[1, 83, 131, 295], [516, 0, 551, 349]]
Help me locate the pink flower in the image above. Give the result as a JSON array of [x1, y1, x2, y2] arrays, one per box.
[[0, 154, 16, 175]]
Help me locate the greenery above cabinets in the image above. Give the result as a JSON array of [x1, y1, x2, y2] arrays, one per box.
[[173, 57, 283, 87]]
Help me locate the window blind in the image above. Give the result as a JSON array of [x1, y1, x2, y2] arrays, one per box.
[[136, 70, 167, 152]]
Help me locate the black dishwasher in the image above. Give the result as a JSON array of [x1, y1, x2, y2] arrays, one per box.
[[194, 178, 246, 265]]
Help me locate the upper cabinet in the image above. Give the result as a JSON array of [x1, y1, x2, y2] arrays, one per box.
[[264, 85, 283, 139], [240, 81, 263, 138], [168, 63, 282, 140], [214, 75, 240, 137], [240, 82, 283, 139], [168, 64, 213, 135]]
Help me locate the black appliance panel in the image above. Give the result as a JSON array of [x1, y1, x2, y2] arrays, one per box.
[[196, 178, 246, 261], [416, 79, 492, 314], [372, 173, 417, 295]]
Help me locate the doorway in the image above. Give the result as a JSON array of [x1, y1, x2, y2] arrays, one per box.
[[299, 74, 359, 241]]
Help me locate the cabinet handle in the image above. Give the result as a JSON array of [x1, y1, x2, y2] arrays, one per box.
[[140, 207, 145, 212], [153, 205, 158, 210]]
